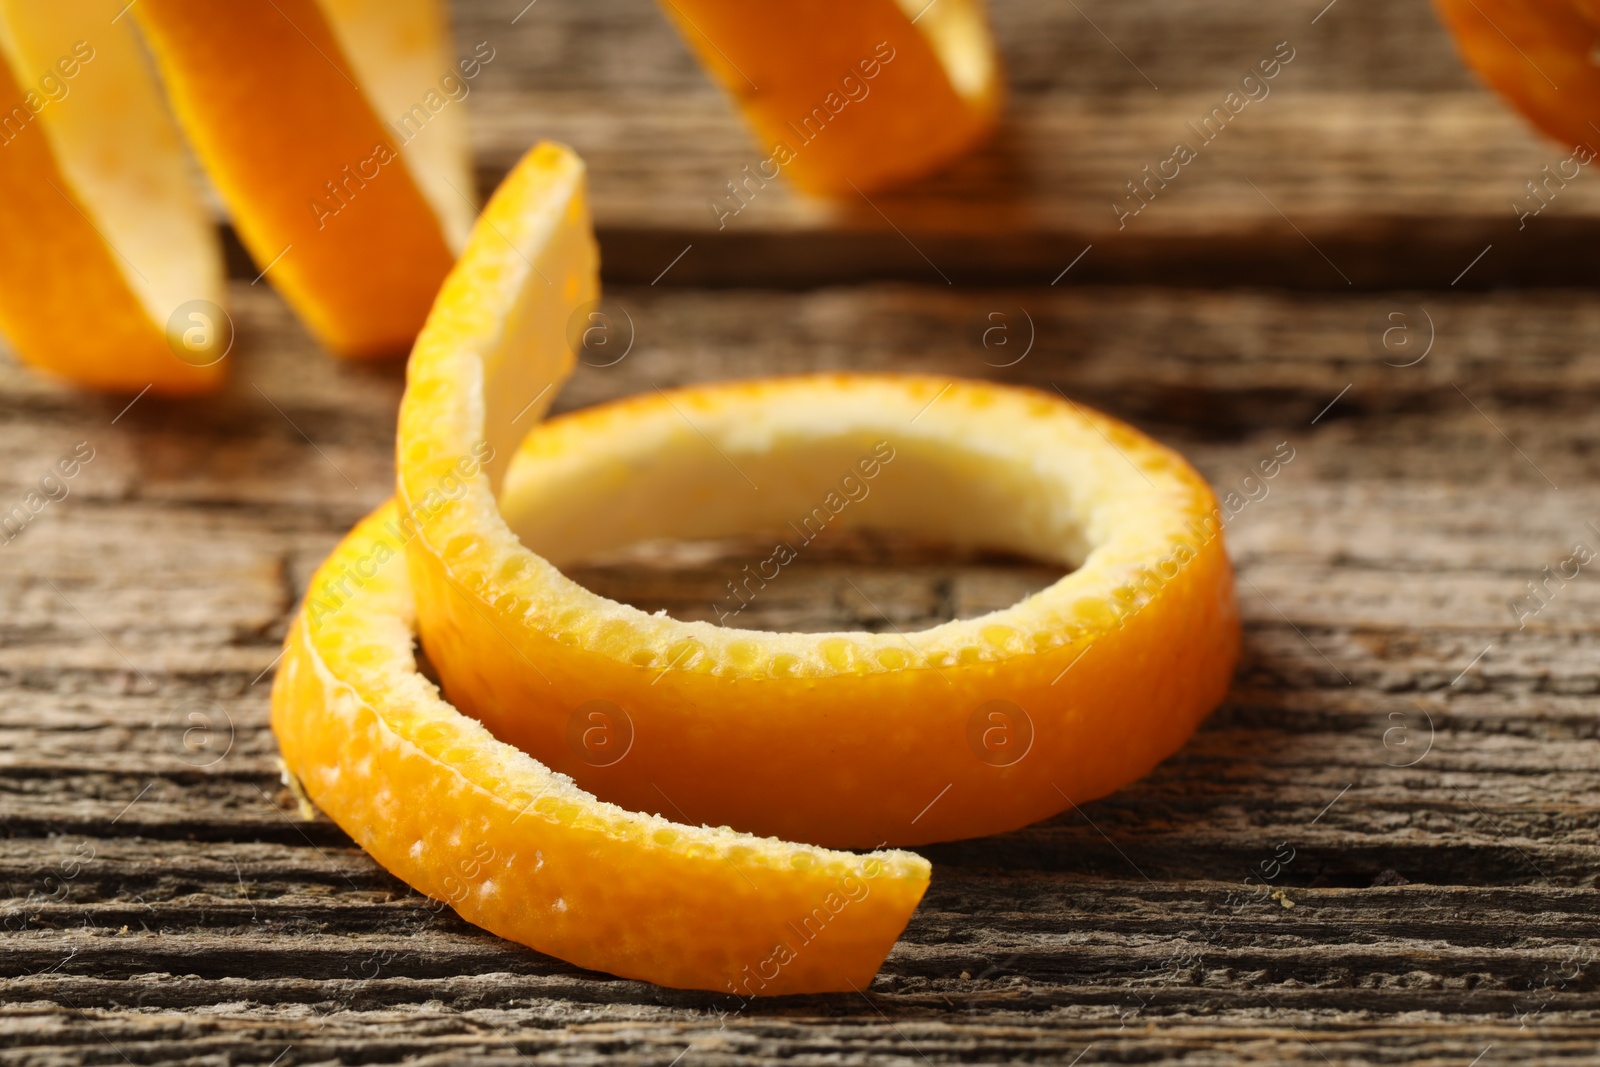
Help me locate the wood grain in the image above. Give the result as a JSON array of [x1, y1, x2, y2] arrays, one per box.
[[5, 0, 1600, 1062]]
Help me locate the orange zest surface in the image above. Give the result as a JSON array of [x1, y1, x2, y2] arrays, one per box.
[[657, 0, 1002, 194], [1432, 0, 1600, 150], [411, 377, 1240, 848], [133, 0, 466, 358], [390, 142, 1238, 850], [272, 501, 931, 995], [0, 0, 224, 393]]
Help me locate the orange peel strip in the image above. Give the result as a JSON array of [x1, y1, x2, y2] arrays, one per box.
[[132, 0, 466, 358], [657, 0, 1003, 194], [0, 0, 225, 394], [1432, 0, 1600, 151], [272, 501, 931, 995], [388, 141, 1238, 851]]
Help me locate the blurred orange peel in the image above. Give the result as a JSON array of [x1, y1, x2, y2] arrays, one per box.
[[0, 0, 1003, 392], [1432, 0, 1600, 153], [0, 0, 224, 393], [0, 0, 471, 392], [133, 0, 471, 359], [392, 142, 1240, 855], [658, 0, 1003, 195]]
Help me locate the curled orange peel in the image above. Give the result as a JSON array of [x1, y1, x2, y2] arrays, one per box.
[[658, 0, 1003, 195], [390, 141, 1239, 851], [1432, 0, 1600, 152], [272, 501, 931, 995]]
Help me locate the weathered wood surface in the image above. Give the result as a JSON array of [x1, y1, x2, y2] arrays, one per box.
[[5, 280, 1599, 1064], [5, 0, 1600, 1062]]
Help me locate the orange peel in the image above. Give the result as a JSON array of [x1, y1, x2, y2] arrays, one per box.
[[132, 0, 467, 358], [0, 0, 225, 394], [1432, 0, 1600, 152], [272, 501, 931, 995], [657, 0, 1003, 195], [390, 142, 1239, 850]]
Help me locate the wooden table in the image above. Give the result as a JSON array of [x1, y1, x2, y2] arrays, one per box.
[[5, 0, 1598, 1062]]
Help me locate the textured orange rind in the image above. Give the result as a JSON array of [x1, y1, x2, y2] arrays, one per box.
[[273, 502, 931, 995]]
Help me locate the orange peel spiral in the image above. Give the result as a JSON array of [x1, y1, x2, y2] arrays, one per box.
[[272, 138, 1240, 989]]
